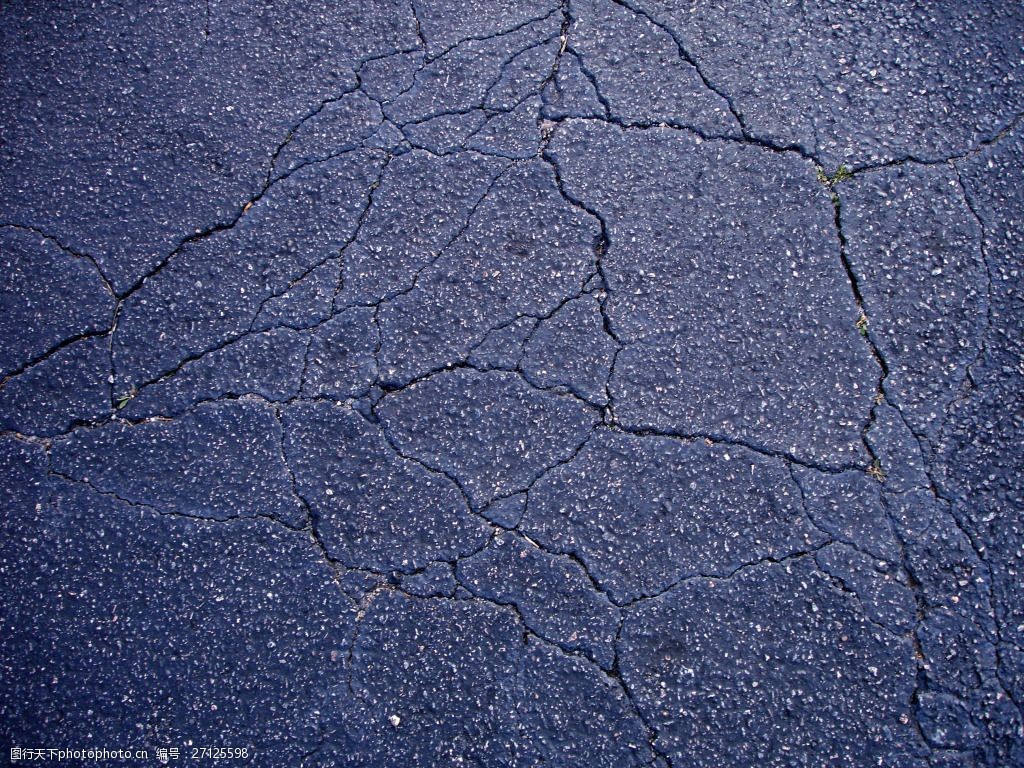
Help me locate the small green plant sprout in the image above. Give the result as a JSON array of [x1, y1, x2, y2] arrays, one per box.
[[115, 387, 137, 410], [867, 459, 886, 482], [831, 164, 853, 183], [856, 311, 869, 337], [817, 164, 853, 186]]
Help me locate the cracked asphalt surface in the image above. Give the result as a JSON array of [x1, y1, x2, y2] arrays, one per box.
[[1, 2, 1022, 766]]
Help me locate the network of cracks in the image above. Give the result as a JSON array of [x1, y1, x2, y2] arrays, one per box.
[[1, 1, 1022, 765]]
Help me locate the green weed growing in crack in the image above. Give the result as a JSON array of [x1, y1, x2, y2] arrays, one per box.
[[115, 386, 136, 410], [855, 310, 869, 337], [817, 164, 853, 186], [867, 459, 886, 482], [831, 164, 853, 183]]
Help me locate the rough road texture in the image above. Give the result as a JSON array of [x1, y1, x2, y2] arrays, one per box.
[[1, 2, 1022, 767]]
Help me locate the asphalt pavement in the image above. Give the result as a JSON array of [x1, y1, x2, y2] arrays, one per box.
[[1, 1, 1022, 766]]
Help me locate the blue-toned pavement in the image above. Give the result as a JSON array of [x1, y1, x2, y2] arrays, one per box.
[[2, 2, 1022, 766]]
